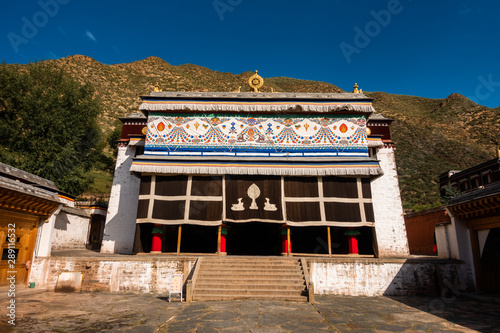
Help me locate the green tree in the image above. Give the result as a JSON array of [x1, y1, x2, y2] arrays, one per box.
[[0, 61, 104, 195], [440, 184, 461, 204]]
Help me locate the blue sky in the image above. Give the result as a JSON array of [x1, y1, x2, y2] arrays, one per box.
[[1, 0, 499, 108]]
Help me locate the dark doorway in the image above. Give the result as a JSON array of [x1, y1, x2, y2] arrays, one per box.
[[227, 222, 281, 255], [181, 225, 218, 254], [291, 226, 329, 254], [87, 214, 105, 251], [480, 227, 500, 293], [291, 226, 376, 255]]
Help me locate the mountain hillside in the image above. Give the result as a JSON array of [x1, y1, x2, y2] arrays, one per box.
[[7, 56, 500, 211]]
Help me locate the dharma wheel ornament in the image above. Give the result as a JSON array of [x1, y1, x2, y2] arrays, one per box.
[[248, 70, 264, 92]]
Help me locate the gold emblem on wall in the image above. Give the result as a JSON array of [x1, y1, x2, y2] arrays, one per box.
[[248, 70, 264, 92]]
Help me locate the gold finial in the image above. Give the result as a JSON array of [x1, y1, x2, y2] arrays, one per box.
[[353, 83, 359, 93], [153, 82, 162, 92], [232, 86, 241, 93], [271, 87, 278, 93], [248, 70, 264, 93]]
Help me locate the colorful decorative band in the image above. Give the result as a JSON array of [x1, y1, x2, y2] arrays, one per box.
[[58, 194, 74, 202], [144, 151, 370, 158]]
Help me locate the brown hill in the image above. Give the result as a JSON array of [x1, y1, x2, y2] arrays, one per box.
[[9, 55, 500, 211]]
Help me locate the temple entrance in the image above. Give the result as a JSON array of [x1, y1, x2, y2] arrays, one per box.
[[226, 222, 281, 256]]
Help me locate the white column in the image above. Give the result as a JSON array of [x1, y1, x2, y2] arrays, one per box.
[[371, 146, 410, 257], [101, 144, 141, 254], [35, 204, 63, 257]]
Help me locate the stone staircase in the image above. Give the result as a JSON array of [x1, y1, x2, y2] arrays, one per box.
[[191, 257, 308, 302]]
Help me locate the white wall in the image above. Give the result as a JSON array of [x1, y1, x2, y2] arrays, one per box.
[[51, 210, 90, 251], [443, 211, 476, 288], [310, 259, 471, 296], [101, 145, 141, 254], [371, 146, 409, 257], [36, 204, 62, 257]]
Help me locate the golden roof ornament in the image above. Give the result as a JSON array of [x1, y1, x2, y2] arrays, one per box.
[[153, 82, 162, 92], [248, 70, 264, 92], [353, 83, 363, 94]]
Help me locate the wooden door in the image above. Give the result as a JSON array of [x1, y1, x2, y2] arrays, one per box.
[[0, 210, 39, 285]]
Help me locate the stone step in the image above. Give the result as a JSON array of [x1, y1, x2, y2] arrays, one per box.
[[203, 260, 299, 266], [198, 272, 304, 279], [195, 282, 305, 291], [193, 294, 307, 302], [192, 257, 308, 302], [200, 263, 301, 270], [196, 277, 305, 285], [199, 266, 303, 273], [194, 288, 306, 297], [201, 259, 300, 264]]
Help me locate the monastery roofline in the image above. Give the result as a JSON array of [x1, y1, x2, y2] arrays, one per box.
[[134, 155, 379, 163], [0, 162, 58, 190], [142, 91, 373, 102], [0, 175, 61, 203]]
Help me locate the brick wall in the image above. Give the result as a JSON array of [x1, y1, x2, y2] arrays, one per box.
[[405, 207, 450, 255], [310, 258, 472, 296], [29, 256, 471, 297], [29, 257, 197, 293]]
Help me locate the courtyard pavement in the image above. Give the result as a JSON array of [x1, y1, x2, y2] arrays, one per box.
[[1, 288, 499, 332]]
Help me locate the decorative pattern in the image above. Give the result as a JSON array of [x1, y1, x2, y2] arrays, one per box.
[[145, 113, 368, 157]]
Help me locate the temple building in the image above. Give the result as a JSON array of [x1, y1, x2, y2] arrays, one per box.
[[436, 153, 500, 293], [101, 74, 409, 258]]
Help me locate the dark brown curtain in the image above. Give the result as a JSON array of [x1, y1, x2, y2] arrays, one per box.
[[139, 176, 151, 195], [191, 176, 223, 196], [189, 201, 223, 221], [361, 178, 372, 198], [225, 175, 283, 222], [284, 177, 319, 197], [155, 175, 188, 196], [152, 200, 185, 220], [323, 176, 358, 198], [136, 199, 149, 219], [286, 202, 321, 222], [324, 202, 361, 222]]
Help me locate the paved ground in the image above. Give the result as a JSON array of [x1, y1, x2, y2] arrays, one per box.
[[1, 289, 499, 332]]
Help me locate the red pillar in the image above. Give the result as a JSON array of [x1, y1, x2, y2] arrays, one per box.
[[220, 225, 227, 253], [345, 228, 360, 255], [281, 226, 291, 255], [348, 235, 359, 254], [151, 224, 163, 253]]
